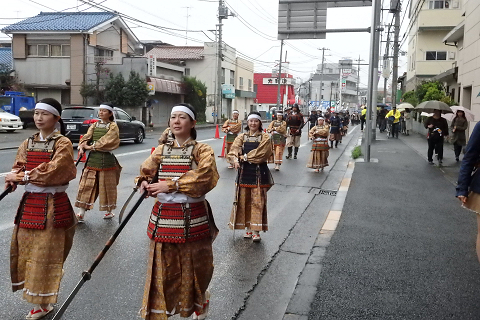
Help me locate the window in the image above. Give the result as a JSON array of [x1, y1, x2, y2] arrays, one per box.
[[95, 48, 114, 58], [51, 44, 70, 57], [248, 79, 252, 91], [27, 44, 49, 57], [230, 70, 235, 85], [429, 0, 451, 9], [426, 51, 447, 60], [239, 77, 244, 89], [185, 68, 190, 76], [115, 110, 131, 121]]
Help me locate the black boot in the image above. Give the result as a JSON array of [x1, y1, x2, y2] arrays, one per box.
[[335, 141, 338, 148], [330, 141, 333, 149], [286, 147, 292, 159], [294, 147, 299, 159]]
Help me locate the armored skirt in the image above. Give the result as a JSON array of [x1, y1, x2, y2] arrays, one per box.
[[137, 141, 219, 320], [75, 121, 121, 212], [10, 134, 76, 304], [307, 125, 330, 169], [227, 132, 274, 232], [222, 119, 242, 159]]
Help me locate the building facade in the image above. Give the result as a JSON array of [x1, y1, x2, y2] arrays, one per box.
[[406, 0, 464, 91], [253, 72, 296, 117]]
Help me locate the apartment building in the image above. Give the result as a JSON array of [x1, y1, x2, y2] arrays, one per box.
[[406, 0, 464, 91]]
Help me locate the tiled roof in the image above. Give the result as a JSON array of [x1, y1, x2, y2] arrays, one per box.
[[146, 46, 204, 60], [0, 48, 12, 71], [2, 12, 116, 33]]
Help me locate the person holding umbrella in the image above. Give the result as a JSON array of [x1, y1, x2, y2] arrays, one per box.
[[451, 110, 468, 162], [425, 109, 449, 164]]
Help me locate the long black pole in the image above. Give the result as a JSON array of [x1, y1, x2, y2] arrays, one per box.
[[0, 185, 13, 202], [52, 190, 148, 320]]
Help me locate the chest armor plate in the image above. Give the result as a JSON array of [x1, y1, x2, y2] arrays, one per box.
[[25, 137, 57, 171], [157, 144, 197, 181]]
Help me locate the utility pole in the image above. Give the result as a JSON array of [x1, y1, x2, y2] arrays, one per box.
[[391, 1, 401, 110], [276, 39, 284, 111], [365, 0, 382, 162], [355, 55, 364, 107], [183, 6, 191, 45], [318, 47, 329, 112], [215, 0, 234, 124]]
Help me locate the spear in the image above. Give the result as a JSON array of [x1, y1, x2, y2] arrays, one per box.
[[0, 185, 13, 202], [52, 189, 148, 320]]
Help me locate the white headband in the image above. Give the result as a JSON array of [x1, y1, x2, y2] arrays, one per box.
[[248, 114, 262, 121], [171, 105, 195, 120], [318, 117, 325, 120], [35, 102, 60, 117], [99, 104, 114, 112], [233, 110, 239, 115]]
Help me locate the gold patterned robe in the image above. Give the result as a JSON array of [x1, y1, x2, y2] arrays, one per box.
[[137, 140, 219, 320], [75, 121, 121, 212], [10, 134, 76, 304], [267, 120, 287, 164], [227, 131, 273, 231], [307, 125, 330, 169], [222, 119, 242, 163]]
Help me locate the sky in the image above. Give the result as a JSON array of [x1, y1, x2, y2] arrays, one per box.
[[0, 0, 409, 89]]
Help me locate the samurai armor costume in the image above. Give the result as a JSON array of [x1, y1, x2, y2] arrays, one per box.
[[329, 116, 342, 144], [267, 120, 287, 165], [75, 121, 121, 212], [286, 112, 304, 148], [227, 132, 274, 231], [138, 140, 219, 320], [222, 119, 242, 163], [10, 133, 76, 304], [307, 125, 330, 169]]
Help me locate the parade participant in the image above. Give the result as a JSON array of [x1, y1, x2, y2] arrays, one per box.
[[308, 110, 318, 130], [267, 111, 287, 171], [341, 112, 349, 137], [285, 104, 305, 159], [5, 98, 76, 319], [228, 111, 274, 242], [360, 106, 367, 131], [158, 127, 174, 145], [425, 109, 449, 165], [75, 102, 121, 221], [307, 117, 330, 172], [137, 103, 219, 320], [222, 110, 242, 168], [329, 111, 342, 148]]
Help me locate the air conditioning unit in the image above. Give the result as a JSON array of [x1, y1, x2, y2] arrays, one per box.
[[451, 0, 459, 8], [449, 52, 456, 59]]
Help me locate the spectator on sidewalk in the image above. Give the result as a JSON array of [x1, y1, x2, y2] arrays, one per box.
[[360, 106, 367, 131], [456, 121, 480, 264], [378, 107, 388, 132], [425, 109, 449, 165], [451, 110, 468, 162], [385, 106, 401, 138], [404, 108, 413, 135]]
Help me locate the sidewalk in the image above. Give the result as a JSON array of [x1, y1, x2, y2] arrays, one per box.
[[308, 130, 480, 319]]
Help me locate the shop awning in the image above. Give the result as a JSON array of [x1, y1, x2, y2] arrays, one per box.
[[148, 77, 185, 95]]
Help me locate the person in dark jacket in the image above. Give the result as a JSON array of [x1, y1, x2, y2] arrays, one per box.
[[308, 110, 318, 130], [424, 109, 449, 165], [456, 121, 480, 264], [451, 110, 468, 162]]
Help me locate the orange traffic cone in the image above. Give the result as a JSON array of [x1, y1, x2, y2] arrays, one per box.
[[218, 136, 226, 158], [215, 124, 220, 139], [76, 135, 87, 162], [151, 147, 156, 154]]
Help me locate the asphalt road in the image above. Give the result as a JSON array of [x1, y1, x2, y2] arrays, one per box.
[[0, 126, 360, 320]]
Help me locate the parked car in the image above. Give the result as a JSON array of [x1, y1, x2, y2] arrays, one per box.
[[61, 106, 145, 143], [0, 108, 24, 132]]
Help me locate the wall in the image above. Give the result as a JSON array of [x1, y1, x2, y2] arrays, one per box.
[[70, 34, 85, 104]]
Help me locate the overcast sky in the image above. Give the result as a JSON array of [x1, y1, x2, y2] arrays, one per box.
[[1, 0, 409, 88]]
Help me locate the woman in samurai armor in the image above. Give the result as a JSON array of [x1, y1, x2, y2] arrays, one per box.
[[266, 111, 287, 171], [75, 103, 121, 221], [5, 98, 76, 319], [222, 110, 243, 168], [137, 103, 219, 320], [228, 111, 274, 242], [307, 117, 330, 172]]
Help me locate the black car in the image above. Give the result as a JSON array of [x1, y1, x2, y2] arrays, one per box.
[[62, 106, 145, 143]]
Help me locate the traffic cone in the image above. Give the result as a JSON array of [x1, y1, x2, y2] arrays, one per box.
[[218, 136, 226, 158], [76, 135, 87, 162], [215, 125, 220, 139], [151, 147, 156, 154]]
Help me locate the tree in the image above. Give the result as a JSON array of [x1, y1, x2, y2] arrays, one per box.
[[80, 82, 96, 104], [182, 76, 207, 122], [123, 71, 149, 107], [401, 90, 418, 106], [104, 73, 126, 106], [415, 81, 445, 103]]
